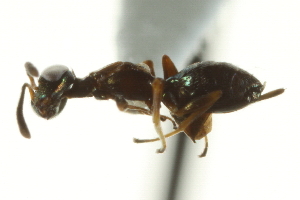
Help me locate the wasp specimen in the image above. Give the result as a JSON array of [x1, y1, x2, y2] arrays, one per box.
[[17, 55, 284, 156]]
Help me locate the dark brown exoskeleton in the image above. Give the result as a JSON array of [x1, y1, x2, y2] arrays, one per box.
[[133, 55, 285, 157], [17, 60, 176, 153], [17, 55, 284, 156]]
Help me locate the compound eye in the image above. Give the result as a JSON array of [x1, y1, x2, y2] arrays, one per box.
[[41, 65, 69, 82]]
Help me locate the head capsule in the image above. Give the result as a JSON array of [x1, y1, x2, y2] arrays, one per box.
[[17, 63, 76, 138], [31, 65, 75, 119]]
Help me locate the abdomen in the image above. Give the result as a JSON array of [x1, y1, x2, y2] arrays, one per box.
[[163, 61, 264, 113]]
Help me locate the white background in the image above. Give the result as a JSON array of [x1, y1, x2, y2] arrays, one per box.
[[0, 0, 299, 199]]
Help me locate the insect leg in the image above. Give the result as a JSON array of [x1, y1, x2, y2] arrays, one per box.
[[134, 90, 222, 143], [199, 136, 208, 158], [151, 78, 167, 153], [183, 113, 212, 157], [141, 60, 155, 76], [115, 97, 176, 128], [162, 55, 178, 79], [115, 97, 153, 115]]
